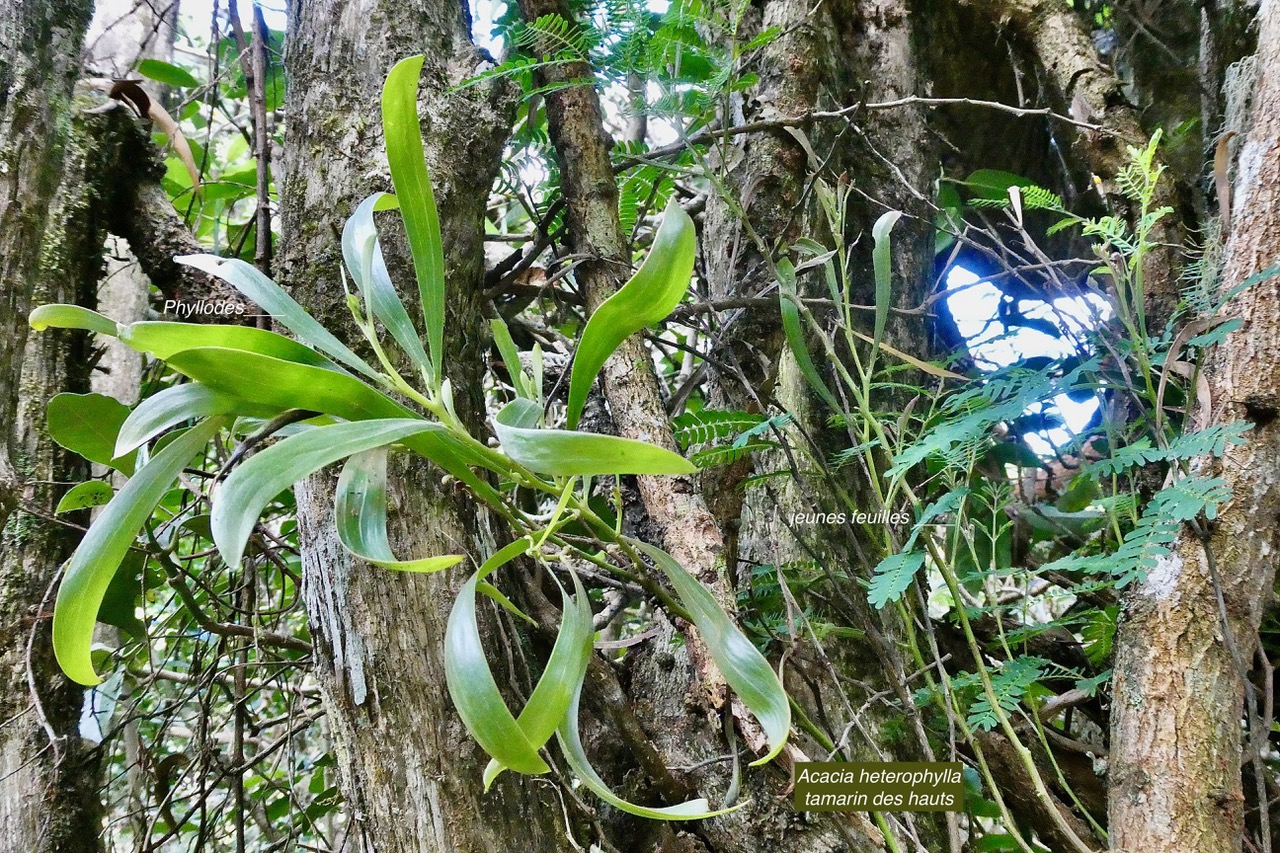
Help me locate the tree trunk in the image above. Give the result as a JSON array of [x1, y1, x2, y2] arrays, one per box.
[[1109, 2, 1280, 851], [0, 1, 104, 848], [0, 0, 92, 524], [279, 2, 578, 850], [505, 0, 935, 848]]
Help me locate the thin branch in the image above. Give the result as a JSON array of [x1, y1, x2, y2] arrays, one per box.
[[615, 96, 1110, 173]]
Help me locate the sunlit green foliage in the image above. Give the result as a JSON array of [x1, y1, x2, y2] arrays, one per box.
[[35, 57, 788, 825]]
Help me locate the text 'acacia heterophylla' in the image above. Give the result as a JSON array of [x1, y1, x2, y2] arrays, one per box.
[[29, 56, 790, 819]]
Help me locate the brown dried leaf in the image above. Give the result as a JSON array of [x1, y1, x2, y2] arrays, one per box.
[[1215, 130, 1238, 235], [146, 98, 201, 190]]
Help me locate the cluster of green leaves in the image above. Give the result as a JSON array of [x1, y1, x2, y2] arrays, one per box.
[[56, 18, 324, 845], [139, 22, 286, 258], [35, 57, 790, 821], [476, 0, 775, 115], [40, 376, 332, 846], [901, 136, 1260, 754], [748, 129, 1259, 850], [479, 0, 776, 282], [736, 558, 866, 655], [962, 656, 1051, 733]]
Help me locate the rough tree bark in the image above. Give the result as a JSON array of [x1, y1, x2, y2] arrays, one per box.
[[0, 0, 92, 525], [1109, 1, 1280, 850], [1, 0, 273, 843], [0, 1, 102, 848], [279, 1, 577, 850], [0, 98, 234, 853]]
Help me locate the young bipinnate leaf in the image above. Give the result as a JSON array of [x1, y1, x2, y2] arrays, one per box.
[[868, 550, 927, 609], [566, 198, 696, 429]]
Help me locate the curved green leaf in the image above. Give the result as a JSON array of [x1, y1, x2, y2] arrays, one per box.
[[54, 417, 225, 685], [166, 347, 510, 499], [477, 536, 534, 581], [474, 537, 538, 627], [444, 572, 549, 776], [566, 198, 696, 428], [382, 56, 445, 382], [871, 210, 902, 350], [175, 254, 382, 380], [556, 675, 742, 820], [167, 347, 409, 422], [636, 541, 790, 765], [28, 304, 119, 336], [55, 481, 114, 514], [483, 568, 594, 789], [777, 258, 840, 412], [167, 348, 511, 505], [121, 322, 341, 369], [334, 449, 463, 573], [212, 419, 448, 571], [476, 582, 536, 627], [116, 383, 282, 456], [490, 316, 533, 400], [137, 58, 199, 88], [342, 193, 432, 376], [495, 399, 695, 477], [47, 392, 137, 474]]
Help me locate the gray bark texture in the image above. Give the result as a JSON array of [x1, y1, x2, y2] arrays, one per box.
[[0, 0, 102, 848], [1109, 0, 1280, 849], [0, 100, 208, 853], [0, 0, 253, 844], [0, 0, 92, 526], [279, 1, 576, 850]]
